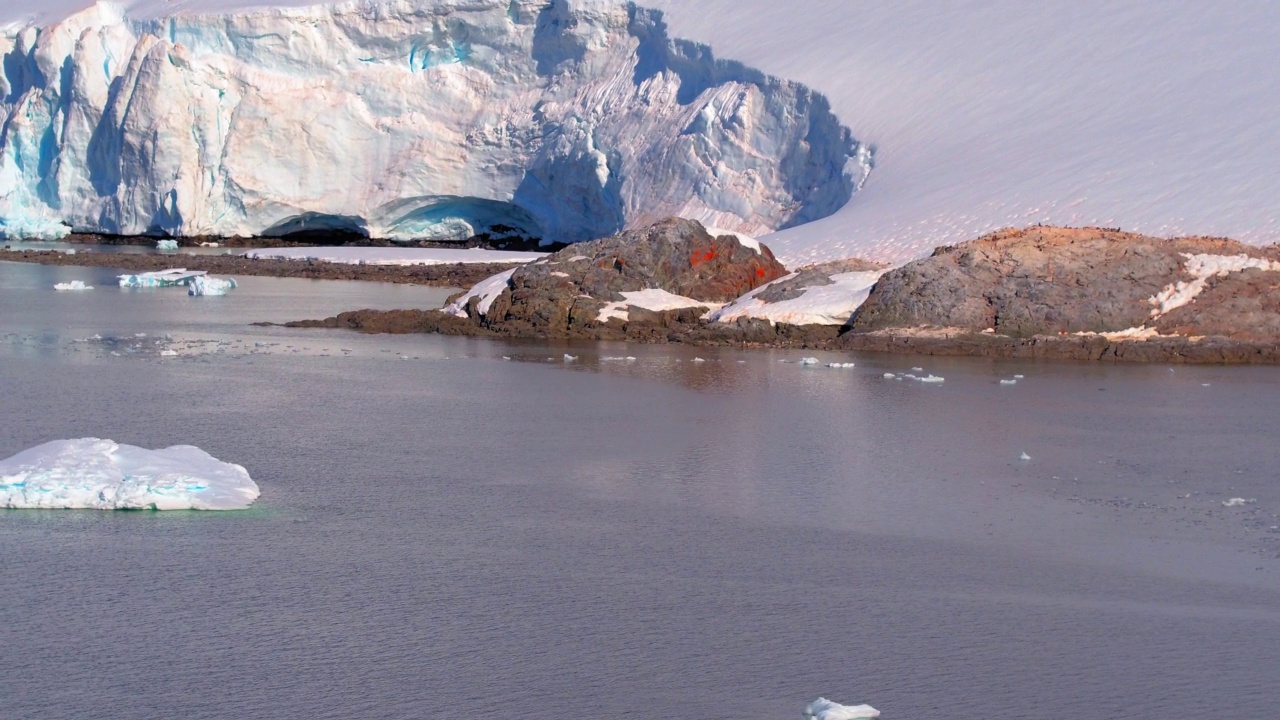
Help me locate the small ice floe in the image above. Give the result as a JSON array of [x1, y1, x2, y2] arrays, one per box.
[[1000, 379, 1018, 386], [1222, 497, 1257, 507], [502, 356, 512, 361], [803, 697, 880, 719], [912, 367, 924, 372], [693, 357, 707, 363], [0, 438, 260, 510], [800, 357, 821, 366], [53, 281, 93, 291], [919, 375, 945, 383], [159, 350, 178, 357], [882, 373, 896, 379], [188, 275, 237, 296], [1202, 383, 1212, 387], [563, 354, 578, 362], [119, 269, 206, 288], [1014, 374, 1025, 379], [1020, 452, 1032, 461], [827, 362, 856, 369], [156, 239, 179, 250]]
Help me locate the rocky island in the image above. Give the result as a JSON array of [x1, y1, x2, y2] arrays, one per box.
[[283, 221, 1280, 364]]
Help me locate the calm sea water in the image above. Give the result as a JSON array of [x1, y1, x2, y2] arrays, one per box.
[[2, 261, 1278, 720]]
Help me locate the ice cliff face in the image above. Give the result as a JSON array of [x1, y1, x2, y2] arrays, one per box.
[[0, 0, 869, 241]]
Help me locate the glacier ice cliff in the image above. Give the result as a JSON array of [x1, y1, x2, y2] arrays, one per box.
[[0, 0, 870, 242]]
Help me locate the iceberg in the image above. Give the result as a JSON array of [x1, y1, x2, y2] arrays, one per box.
[[803, 697, 880, 720], [187, 275, 237, 296], [118, 269, 207, 288], [0, 438, 260, 510], [156, 239, 179, 250], [53, 280, 93, 291]]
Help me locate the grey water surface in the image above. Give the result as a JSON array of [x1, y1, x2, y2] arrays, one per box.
[[1, 261, 1278, 720]]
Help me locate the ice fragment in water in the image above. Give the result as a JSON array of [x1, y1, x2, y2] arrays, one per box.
[[188, 276, 237, 296], [1222, 497, 1256, 507], [53, 281, 93, 291], [919, 375, 945, 383], [800, 357, 821, 365], [803, 697, 880, 719], [0, 438, 259, 510], [1000, 379, 1018, 385], [156, 239, 179, 250], [1020, 452, 1032, 461], [563, 354, 578, 362], [882, 373, 896, 379]]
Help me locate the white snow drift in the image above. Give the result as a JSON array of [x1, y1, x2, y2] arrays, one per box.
[[0, 0, 866, 246], [595, 288, 720, 323], [0, 438, 261, 510], [1148, 253, 1280, 318], [708, 269, 884, 326]]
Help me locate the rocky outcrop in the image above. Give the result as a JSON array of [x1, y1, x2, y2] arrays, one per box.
[[851, 226, 1280, 338], [445, 218, 787, 338]]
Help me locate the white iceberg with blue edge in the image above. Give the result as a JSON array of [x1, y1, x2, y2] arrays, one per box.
[[803, 697, 880, 720], [0, 438, 261, 510]]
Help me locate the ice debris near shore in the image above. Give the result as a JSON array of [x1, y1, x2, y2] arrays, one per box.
[[118, 269, 207, 288], [156, 239, 179, 250], [803, 697, 880, 720], [188, 275, 237, 296], [53, 280, 93, 291], [0, 438, 260, 510], [0, 0, 866, 244]]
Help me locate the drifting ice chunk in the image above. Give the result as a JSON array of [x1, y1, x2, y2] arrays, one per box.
[[1000, 379, 1018, 385], [800, 357, 821, 365], [156, 239, 179, 250], [0, 438, 260, 510], [563, 354, 578, 362], [1222, 497, 1256, 507], [803, 697, 880, 720], [920, 375, 945, 383], [118, 269, 207, 288], [883, 373, 896, 379], [188, 276, 237, 296], [1020, 452, 1032, 461], [827, 362, 856, 368], [54, 281, 93, 291]]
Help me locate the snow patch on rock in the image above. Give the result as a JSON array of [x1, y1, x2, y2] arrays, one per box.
[[1149, 253, 1280, 318], [708, 269, 885, 326], [444, 268, 518, 318], [596, 288, 721, 323]]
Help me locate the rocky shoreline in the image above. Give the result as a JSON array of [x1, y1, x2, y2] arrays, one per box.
[[277, 222, 1280, 365], [0, 248, 516, 288]]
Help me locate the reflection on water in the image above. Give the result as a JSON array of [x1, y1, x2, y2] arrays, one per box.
[[1, 261, 1279, 720]]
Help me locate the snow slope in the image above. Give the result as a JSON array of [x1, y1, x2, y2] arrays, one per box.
[[0, 0, 865, 245], [647, 0, 1280, 264], [5, 1, 1278, 264]]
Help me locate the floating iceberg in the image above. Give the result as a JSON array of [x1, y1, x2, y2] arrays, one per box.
[[1000, 379, 1018, 385], [156, 239, 179, 250], [803, 697, 880, 720], [118, 269, 207, 288], [800, 357, 821, 366], [0, 438, 260, 510], [188, 276, 237, 296], [919, 375, 945, 384], [53, 281, 93, 291], [1222, 497, 1256, 507]]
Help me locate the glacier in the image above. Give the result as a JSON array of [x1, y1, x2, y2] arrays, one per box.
[[0, 438, 261, 510], [0, 0, 868, 246]]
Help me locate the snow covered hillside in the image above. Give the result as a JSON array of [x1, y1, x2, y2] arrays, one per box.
[[647, 0, 1280, 263], [0, 0, 867, 244], [4, 0, 1278, 264]]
